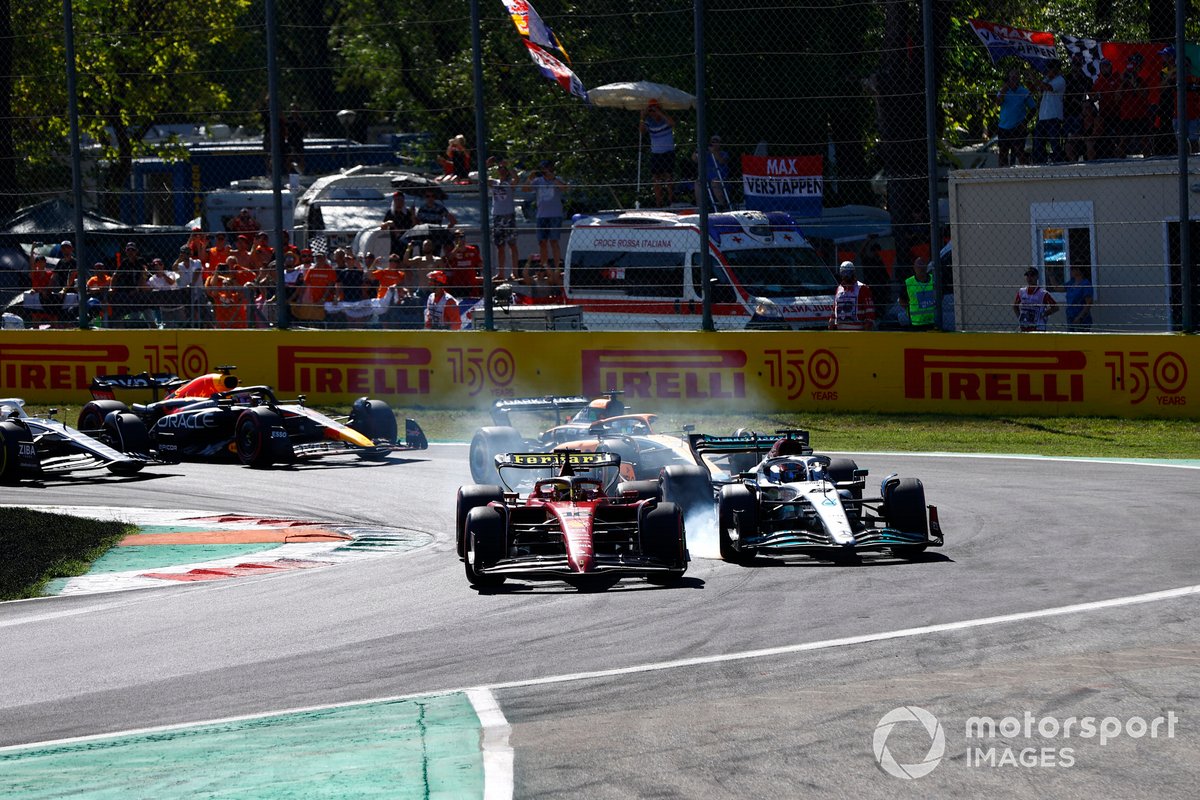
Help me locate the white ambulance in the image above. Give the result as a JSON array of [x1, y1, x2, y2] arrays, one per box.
[[562, 209, 837, 330]]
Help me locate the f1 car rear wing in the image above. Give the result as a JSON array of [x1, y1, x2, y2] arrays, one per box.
[[490, 396, 591, 426], [688, 429, 812, 461], [496, 450, 622, 472], [89, 372, 183, 402]]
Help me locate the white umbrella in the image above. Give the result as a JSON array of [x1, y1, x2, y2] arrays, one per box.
[[588, 81, 696, 111], [590, 82, 696, 206]]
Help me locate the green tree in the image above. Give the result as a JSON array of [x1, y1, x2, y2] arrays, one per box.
[[10, 0, 251, 217]]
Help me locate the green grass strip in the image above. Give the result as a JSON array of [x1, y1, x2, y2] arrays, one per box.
[[0, 508, 136, 600]]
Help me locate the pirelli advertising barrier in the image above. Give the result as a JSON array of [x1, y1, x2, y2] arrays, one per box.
[[0, 330, 1194, 418]]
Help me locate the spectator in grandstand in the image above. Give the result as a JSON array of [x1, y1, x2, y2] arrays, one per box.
[[424, 270, 461, 330], [29, 253, 61, 321], [443, 229, 482, 298], [226, 207, 260, 236], [206, 258, 248, 329], [402, 238, 444, 294], [997, 69, 1035, 166], [206, 232, 231, 282], [1060, 264, 1094, 331], [251, 232, 274, 274], [382, 191, 416, 256], [173, 245, 205, 326], [1077, 100, 1103, 161], [1013, 267, 1058, 331], [1063, 52, 1094, 162], [1116, 53, 1150, 157], [415, 189, 457, 227], [1030, 59, 1066, 163], [522, 160, 568, 279], [828, 261, 876, 330], [488, 157, 520, 280], [110, 242, 149, 327], [640, 99, 676, 206], [858, 235, 892, 308], [372, 253, 408, 300], [233, 234, 255, 269], [55, 240, 76, 294], [1091, 58, 1121, 158], [439, 134, 471, 181], [291, 250, 337, 326], [147, 257, 186, 327]]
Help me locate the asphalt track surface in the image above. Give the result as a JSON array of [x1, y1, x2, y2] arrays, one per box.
[[1, 445, 1198, 797]]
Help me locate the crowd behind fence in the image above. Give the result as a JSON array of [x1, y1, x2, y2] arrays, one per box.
[[0, 1, 1196, 334]]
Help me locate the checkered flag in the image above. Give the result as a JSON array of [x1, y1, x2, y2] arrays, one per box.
[[1062, 35, 1104, 79]]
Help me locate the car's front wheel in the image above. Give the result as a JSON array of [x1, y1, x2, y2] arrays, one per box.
[[464, 506, 507, 588], [718, 484, 757, 564], [235, 407, 285, 468]]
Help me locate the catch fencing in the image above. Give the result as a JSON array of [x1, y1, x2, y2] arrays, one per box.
[[0, 1, 1196, 333]]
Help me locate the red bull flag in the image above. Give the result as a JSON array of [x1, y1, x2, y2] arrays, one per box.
[[502, 0, 588, 101], [969, 20, 1057, 73]]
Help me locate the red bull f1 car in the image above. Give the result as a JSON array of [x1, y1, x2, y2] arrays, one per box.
[[78, 367, 427, 467], [1, 398, 152, 481], [468, 392, 699, 484], [455, 450, 688, 590]]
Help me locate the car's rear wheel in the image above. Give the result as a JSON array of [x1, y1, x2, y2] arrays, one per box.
[[885, 477, 928, 559], [78, 400, 130, 436], [718, 484, 757, 563], [465, 506, 507, 588], [455, 484, 504, 559], [641, 501, 686, 584], [235, 407, 284, 468], [661, 465, 711, 515], [469, 426, 523, 484]]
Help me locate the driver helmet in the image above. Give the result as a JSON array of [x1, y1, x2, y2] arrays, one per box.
[[545, 479, 571, 501], [778, 461, 806, 483]]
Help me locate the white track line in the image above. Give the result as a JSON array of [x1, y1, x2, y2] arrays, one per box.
[[466, 688, 515, 800], [3, 581, 1198, 755]]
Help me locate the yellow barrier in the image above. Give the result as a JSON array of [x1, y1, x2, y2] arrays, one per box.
[[0, 330, 1194, 418]]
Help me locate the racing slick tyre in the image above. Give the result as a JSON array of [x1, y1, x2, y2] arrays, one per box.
[[0, 420, 34, 483], [641, 501, 686, 585], [826, 457, 862, 499], [616, 479, 661, 501], [78, 400, 130, 437], [469, 426, 523, 484], [348, 398, 397, 460], [456, 484, 504, 559], [885, 477, 928, 559], [661, 465, 712, 515], [718, 484, 758, 564], [103, 413, 150, 474], [464, 506, 507, 588], [235, 407, 286, 468]]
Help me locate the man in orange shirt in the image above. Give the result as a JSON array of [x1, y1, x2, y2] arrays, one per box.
[[372, 253, 407, 299], [205, 258, 248, 328], [206, 232, 231, 282], [293, 250, 337, 325]]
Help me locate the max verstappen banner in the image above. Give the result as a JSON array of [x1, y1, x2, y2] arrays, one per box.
[[969, 20, 1058, 73], [740, 155, 823, 217]]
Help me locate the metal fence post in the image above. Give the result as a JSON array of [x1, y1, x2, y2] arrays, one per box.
[[1179, 0, 1193, 333], [63, 0, 88, 329], [923, 0, 941, 331], [695, 0, 713, 332], [471, 0, 494, 331], [265, 0, 288, 329]]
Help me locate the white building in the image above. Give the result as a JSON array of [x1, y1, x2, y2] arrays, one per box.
[[948, 159, 1198, 332]]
